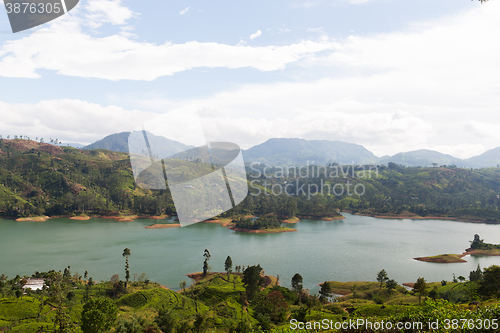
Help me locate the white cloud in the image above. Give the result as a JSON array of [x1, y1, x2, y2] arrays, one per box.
[[179, 7, 190, 15], [462, 121, 500, 140], [0, 1, 337, 81], [0, 100, 154, 145], [249, 30, 262, 40], [126, 0, 500, 158], [306, 27, 326, 34], [0, 31, 335, 80], [2, 0, 500, 159], [85, 0, 135, 28]]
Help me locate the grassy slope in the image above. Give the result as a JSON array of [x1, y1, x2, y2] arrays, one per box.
[[2, 276, 500, 333]]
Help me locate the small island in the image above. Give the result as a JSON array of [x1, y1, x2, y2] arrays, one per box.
[[414, 234, 500, 263], [414, 253, 466, 263], [145, 223, 181, 229], [228, 214, 297, 233]]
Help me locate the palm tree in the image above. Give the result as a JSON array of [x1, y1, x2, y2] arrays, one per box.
[[122, 248, 131, 288], [203, 249, 211, 276]]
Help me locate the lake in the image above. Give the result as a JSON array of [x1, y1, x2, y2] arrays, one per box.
[[2, 213, 500, 293]]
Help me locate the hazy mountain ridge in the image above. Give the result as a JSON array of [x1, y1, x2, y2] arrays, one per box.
[[379, 149, 464, 168], [465, 147, 500, 168], [244, 139, 500, 168], [82, 133, 500, 168], [83, 131, 192, 158], [242, 138, 379, 166]]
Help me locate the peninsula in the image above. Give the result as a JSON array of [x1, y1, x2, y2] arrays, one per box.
[[414, 234, 500, 263]]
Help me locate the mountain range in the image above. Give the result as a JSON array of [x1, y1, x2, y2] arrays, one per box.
[[81, 132, 500, 168]]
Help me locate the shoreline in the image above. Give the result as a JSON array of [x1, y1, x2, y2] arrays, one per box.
[[321, 216, 345, 221], [15, 216, 50, 222], [228, 226, 297, 233], [203, 218, 233, 226], [345, 211, 497, 224], [145, 223, 181, 229], [10, 214, 173, 222], [297, 215, 345, 221]]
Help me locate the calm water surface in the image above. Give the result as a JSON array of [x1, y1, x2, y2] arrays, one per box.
[[2, 213, 500, 293]]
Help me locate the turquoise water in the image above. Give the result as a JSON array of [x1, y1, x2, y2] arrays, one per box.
[[2, 213, 500, 293]]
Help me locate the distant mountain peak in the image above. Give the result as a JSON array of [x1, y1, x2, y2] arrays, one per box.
[[243, 138, 378, 166], [83, 131, 192, 157]]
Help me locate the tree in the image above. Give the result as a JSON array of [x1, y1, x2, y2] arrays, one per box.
[[242, 265, 263, 301], [19, 278, 27, 299], [478, 265, 500, 297], [224, 256, 233, 281], [63, 266, 71, 279], [256, 291, 288, 323], [115, 316, 147, 333], [385, 279, 398, 298], [319, 282, 332, 302], [193, 313, 206, 333], [45, 271, 71, 332], [291, 273, 303, 294], [179, 280, 186, 294], [111, 274, 119, 284], [376, 269, 389, 290], [203, 249, 211, 276], [81, 298, 118, 333], [429, 286, 438, 300], [470, 264, 483, 282], [155, 309, 178, 333], [107, 280, 126, 298], [122, 248, 131, 288], [84, 277, 93, 302], [470, 234, 484, 249], [413, 277, 427, 305]]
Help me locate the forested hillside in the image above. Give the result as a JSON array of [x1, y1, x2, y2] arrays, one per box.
[[248, 162, 500, 222], [0, 138, 174, 217], [2, 138, 500, 222]]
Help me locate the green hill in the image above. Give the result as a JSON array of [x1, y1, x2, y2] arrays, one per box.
[[0, 138, 174, 218], [379, 149, 463, 167]]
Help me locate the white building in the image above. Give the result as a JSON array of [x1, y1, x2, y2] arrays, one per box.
[[22, 278, 45, 291]]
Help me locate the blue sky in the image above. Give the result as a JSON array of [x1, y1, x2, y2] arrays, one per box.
[[0, 0, 497, 158]]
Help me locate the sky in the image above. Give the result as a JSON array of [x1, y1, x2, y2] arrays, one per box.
[[0, 0, 498, 159]]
